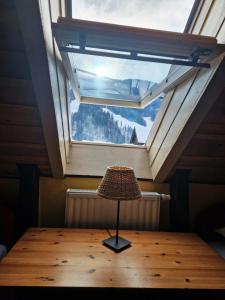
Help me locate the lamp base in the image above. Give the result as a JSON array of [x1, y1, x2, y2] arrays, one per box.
[[102, 236, 131, 252]]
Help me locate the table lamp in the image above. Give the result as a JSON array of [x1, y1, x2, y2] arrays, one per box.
[[97, 166, 142, 252]]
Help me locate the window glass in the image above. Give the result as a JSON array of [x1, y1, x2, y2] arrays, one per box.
[[69, 53, 170, 102], [69, 85, 163, 145]]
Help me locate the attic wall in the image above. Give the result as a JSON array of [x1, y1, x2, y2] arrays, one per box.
[[38, 177, 169, 229], [38, 177, 225, 232], [0, 177, 225, 232]]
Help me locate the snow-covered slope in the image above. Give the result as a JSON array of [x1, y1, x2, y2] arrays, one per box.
[[102, 108, 153, 143]]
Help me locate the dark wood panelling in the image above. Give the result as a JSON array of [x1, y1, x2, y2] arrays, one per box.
[[179, 156, 225, 168], [184, 135, 225, 157], [175, 88, 225, 183], [0, 51, 31, 79], [0, 125, 44, 144], [0, 7, 24, 51], [0, 104, 41, 126], [0, 1, 52, 177], [0, 77, 36, 106], [0, 143, 47, 157]]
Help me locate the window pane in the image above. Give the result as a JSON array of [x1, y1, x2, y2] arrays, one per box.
[[69, 53, 170, 102], [72, 0, 195, 33], [69, 84, 163, 145]]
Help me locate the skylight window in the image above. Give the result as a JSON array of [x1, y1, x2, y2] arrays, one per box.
[[72, 0, 195, 33], [69, 84, 163, 145], [52, 0, 219, 146]]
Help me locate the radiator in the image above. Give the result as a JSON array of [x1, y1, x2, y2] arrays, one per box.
[[65, 189, 161, 230]]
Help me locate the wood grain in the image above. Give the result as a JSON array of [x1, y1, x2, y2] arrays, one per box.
[[0, 228, 224, 289]]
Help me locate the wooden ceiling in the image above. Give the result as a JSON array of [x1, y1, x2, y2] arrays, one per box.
[[175, 86, 225, 184], [0, 0, 51, 177]]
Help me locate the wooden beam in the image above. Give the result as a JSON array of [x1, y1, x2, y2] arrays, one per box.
[[170, 169, 191, 232], [15, 0, 65, 177]]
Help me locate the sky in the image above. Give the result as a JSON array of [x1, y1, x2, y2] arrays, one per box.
[[72, 0, 195, 32], [71, 0, 195, 82]]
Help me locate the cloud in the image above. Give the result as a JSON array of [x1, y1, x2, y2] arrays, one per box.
[[71, 0, 195, 82], [72, 0, 195, 32]]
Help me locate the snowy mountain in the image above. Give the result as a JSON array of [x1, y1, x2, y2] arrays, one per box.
[[69, 72, 163, 145]]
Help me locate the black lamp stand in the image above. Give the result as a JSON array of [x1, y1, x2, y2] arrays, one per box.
[[102, 200, 131, 252]]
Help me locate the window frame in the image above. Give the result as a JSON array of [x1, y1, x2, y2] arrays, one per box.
[[52, 17, 218, 109]]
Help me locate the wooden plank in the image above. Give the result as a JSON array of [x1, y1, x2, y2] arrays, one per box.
[[194, 133, 225, 142], [186, 166, 225, 184], [179, 156, 225, 168], [146, 89, 174, 150], [183, 135, 225, 157], [15, 0, 65, 178], [216, 15, 225, 43], [0, 125, 44, 144], [0, 142, 47, 156], [0, 228, 224, 290], [203, 110, 225, 124], [149, 74, 198, 166], [191, 0, 214, 34], [197, 122, 225, 135], [49, 0, 72, 162], [0, 77, 36, 106], [0, 51, 31, 79], [0, 104, 41, 126], [151, 54, 225, 182], [200, 0, 225, 37]]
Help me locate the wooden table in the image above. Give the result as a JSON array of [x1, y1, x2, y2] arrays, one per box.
[[0, 228, 225, 299]]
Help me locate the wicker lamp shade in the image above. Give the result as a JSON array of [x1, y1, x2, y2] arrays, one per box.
[[97, 166, 142, 201]]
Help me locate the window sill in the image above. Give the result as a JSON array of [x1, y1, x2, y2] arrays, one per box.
[[65, 142, 152, 179]]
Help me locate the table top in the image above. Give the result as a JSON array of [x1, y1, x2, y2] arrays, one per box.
[[0, 228, 225, 289]]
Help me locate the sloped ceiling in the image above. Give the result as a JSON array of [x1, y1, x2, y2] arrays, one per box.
[[0, 0, 51, 177]]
